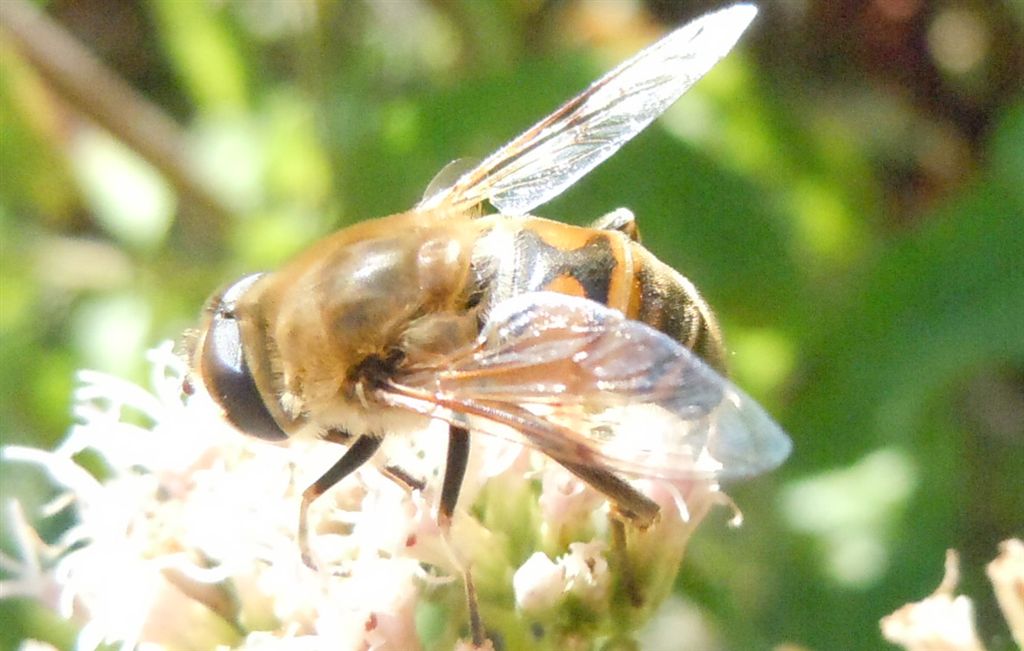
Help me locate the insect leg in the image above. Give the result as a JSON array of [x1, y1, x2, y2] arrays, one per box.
[[322, 428, 425, 492], [555, 459, 660, 528], [609, 516, 644, 608], [558, 459, 654, 609], [437, 425, 486, 646], [439, 425, 470, 526], [320, 428, 353, 444], [299, 434, 383, 569], [461, 561, 485, 647], [589, 207, 640, 242], [381, 464, 427, 493]]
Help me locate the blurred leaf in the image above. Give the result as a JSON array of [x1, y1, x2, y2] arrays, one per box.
[[729, 327, 797, 396], [262, 91, 334, 207], [190, 114, 265, 214], [791, 157, 1024, 465], [149, 0, 250, 113], [0, 599, 77, 651], [0, 42, 79, 221], [0, 213, 76, 440], [781, 447, 918, 587], [667, 52, 880, 274], [70, 128, 175, 251], [70, 292, 152, 377], [989, 97, 1024, 201]]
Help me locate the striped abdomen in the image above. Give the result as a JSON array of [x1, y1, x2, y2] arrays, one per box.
[[475, 215, 725, 372]]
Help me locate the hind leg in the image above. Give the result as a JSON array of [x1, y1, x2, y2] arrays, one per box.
[[556, 459, 660, 608]]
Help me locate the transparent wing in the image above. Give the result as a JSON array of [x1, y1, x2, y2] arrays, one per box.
[[386, 292, 791, 482], [416, 4, 758, 217]]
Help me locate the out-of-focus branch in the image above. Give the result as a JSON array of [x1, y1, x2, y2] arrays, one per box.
[[0, 0, 231, 224]]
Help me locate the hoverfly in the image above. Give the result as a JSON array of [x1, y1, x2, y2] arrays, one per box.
[[189, 2, 789, 641]]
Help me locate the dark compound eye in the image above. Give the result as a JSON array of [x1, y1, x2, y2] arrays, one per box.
[[200, 274, 288, 442]]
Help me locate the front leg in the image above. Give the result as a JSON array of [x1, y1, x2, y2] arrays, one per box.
[[299, 433, 383, 568], [322, 427, 425, 492]]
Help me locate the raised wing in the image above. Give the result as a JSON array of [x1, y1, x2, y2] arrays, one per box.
[[417, 4, 758, 217], [384, 292, 791, 482]]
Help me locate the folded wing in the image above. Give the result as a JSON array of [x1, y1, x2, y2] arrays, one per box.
[[386, 291, 790, 482]]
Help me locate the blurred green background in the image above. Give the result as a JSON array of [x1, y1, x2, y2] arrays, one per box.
[[1, 0, 1021, 649]]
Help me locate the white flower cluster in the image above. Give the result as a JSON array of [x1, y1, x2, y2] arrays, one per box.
[[881, 542, 1024, 651], [2, 344, 721, 650]]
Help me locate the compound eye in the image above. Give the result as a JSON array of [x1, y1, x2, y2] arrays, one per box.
[[200, 274, 288, 442]]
